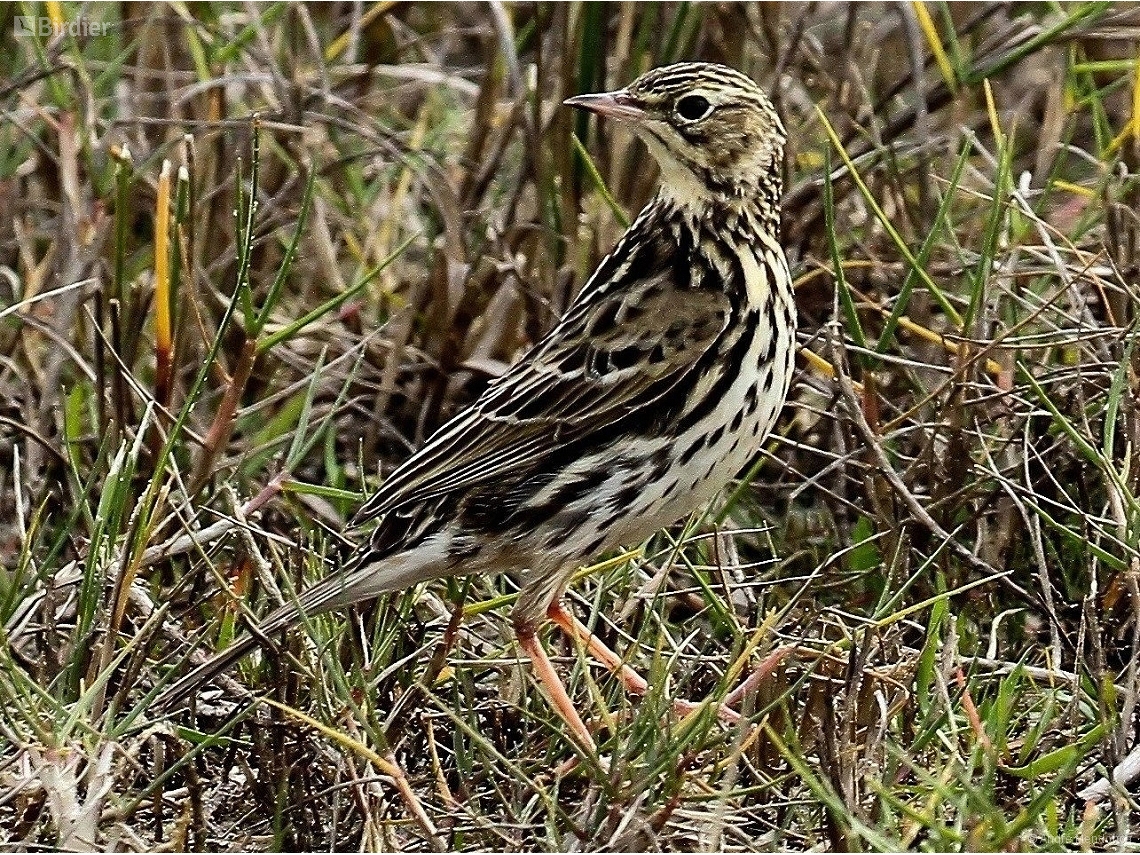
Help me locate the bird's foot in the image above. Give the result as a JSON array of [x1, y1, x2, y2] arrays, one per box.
[[514, 620, 598, 754], [546, 601, 789, 726]]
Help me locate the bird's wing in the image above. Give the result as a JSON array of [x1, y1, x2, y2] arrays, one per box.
[[351, 272, 731, 528]]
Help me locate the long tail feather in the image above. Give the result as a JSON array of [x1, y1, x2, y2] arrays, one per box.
[[154, 542, 454, 712]]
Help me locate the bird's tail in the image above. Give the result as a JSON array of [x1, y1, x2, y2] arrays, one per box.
[[153, 591, 323, 713], [155, 630, 264, 712], [154, 544, 453, 713]]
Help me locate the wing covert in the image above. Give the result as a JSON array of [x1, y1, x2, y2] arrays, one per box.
[[350, 276, 730, 529]]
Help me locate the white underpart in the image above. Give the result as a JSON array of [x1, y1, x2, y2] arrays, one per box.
[[637, 130, 714, 209], [326, 532, 453, 607], [628, 246, 793, 536], [537, 242, 794, 564]]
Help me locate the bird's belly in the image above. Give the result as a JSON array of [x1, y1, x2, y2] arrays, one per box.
[[520, 312, 792, 570], [601, 352, 788, 551]]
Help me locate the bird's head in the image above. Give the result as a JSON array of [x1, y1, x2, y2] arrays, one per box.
[[565, 62, 785, 208]]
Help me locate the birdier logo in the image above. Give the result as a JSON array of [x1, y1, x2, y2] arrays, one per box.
[[14, 15, 111, 38]]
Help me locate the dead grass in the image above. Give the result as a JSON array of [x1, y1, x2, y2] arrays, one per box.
[[2, 1, 1140, 851]]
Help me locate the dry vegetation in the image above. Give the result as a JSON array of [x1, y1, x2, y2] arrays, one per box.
[[2, 1, 1140, 851]]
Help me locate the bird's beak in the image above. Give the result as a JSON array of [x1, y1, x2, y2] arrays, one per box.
[[563, 89, 646, 121]]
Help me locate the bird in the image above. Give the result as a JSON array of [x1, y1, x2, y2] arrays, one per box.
[[158, 62, 796, 752]]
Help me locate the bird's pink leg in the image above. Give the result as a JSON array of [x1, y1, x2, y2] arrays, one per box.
[[547, 601, 786, 725], [546, 602, 649, 694], [514, 621, 597, 752], [723, 645, 793, 707]]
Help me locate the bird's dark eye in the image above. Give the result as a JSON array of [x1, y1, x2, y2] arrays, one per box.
[[675, 94, 713, 121]]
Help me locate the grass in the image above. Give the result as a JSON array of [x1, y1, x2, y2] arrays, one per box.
[[1, 1, 1139, 850]]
